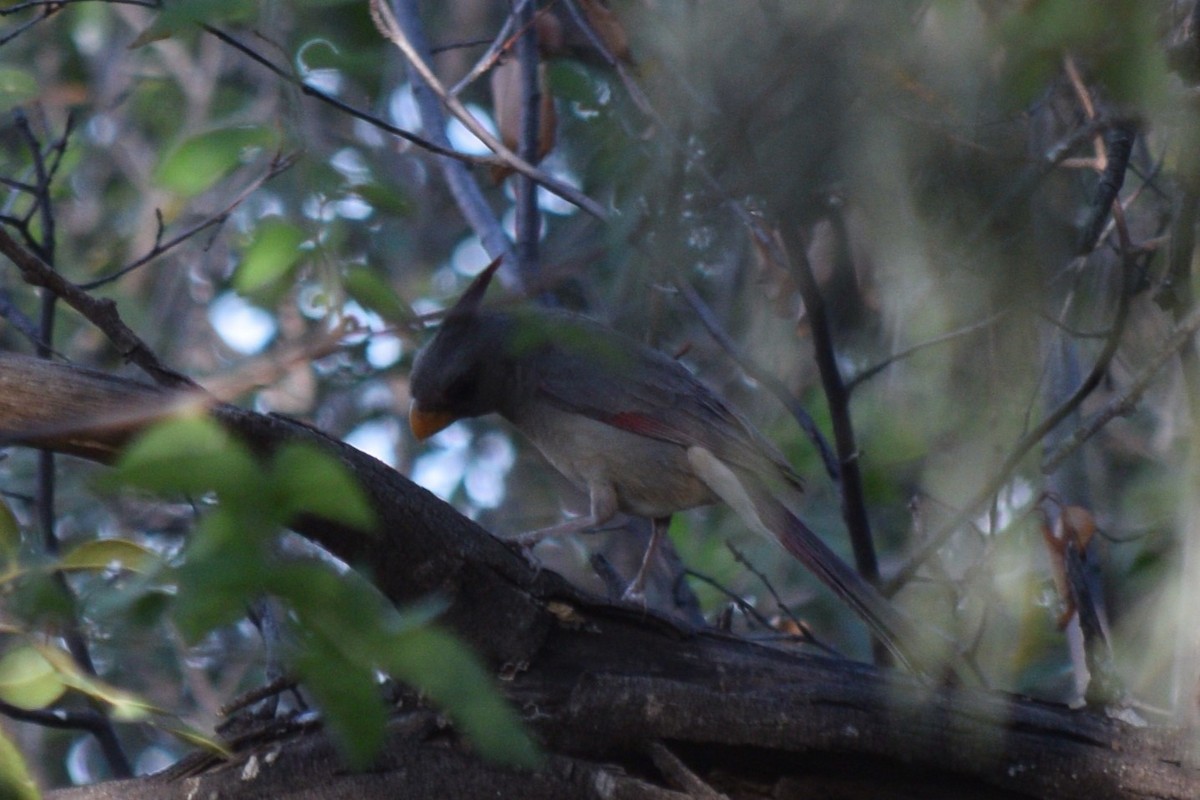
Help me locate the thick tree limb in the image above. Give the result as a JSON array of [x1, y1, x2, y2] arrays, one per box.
[[1, 353, 1196, 800]]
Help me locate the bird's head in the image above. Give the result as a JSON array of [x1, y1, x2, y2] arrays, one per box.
[[408, 259, 511, 440]]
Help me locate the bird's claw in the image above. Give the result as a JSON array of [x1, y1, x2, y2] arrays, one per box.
[[620, 580, 648, 608], [504, 536, 544, 574]]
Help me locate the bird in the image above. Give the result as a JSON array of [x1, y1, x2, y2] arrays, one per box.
[[408, 259, 957, 677]]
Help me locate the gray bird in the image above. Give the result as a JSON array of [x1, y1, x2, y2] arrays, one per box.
[[409, 259, 956, 677]]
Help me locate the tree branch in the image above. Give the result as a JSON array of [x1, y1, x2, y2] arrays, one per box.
[[0, 226, 194, 389], [371, 0, 607, 220], [3, 353, 1198, 800], [885, 236, 1141, 597], [382, 0, 517, 276]]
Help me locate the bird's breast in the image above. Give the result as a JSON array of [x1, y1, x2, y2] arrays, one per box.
[[508, 403, 717, 518]]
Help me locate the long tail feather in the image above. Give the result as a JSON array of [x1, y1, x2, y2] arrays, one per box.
[[687, 446, 965, 680]]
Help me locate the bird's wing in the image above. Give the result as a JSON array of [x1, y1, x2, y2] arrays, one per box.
[[526, 314, 802, 492]]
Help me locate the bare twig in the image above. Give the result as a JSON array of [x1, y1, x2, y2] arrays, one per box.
[[0, 226, 195, 388], [514, 0, 543, 290], [780, 230, 881, 582], [0, 699, 122, 734], [646, 741, 729, 800], [677, 281, 839, 482], [79, 152, 299, 291], [1043, 295, 1200, 471], [200, 25, 491, 168], [966, 117, 1115, 246], [7, 116, 134, 779], [0, 288, 53, 352], [369, 0, 607, 220], [380, 0, 517, 275], [885, 208, 1142, 597], [0, 11, 46, 46], [560, 0, 653, 114], [682, 570, 776, 631], [846, 310, 1010, 392], [447, 4, 523, 97], [725, 542, 812, 642], [0, 0, 155, 13], [1078, 122, 1137, 255]]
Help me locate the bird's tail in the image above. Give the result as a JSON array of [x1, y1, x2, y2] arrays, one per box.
[[687, 446, 964, 680]]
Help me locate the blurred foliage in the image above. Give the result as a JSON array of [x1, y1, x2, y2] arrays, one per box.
[[0, 0, 1197, 792]]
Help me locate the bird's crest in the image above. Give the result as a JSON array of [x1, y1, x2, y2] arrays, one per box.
[[446, 257, 503, 321]]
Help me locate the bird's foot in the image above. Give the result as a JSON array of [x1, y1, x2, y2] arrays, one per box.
[[620, 581, 648, 607], [503, 536, 545, 574]]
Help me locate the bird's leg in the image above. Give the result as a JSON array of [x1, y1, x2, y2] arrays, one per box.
[[622, 515, 671, 604], [512, 484, 619, 548]]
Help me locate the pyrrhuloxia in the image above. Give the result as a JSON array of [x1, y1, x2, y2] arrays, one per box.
[[409, 260, 950, 675]]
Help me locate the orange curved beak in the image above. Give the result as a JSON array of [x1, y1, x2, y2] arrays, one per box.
[[409, 403, 458, 441]]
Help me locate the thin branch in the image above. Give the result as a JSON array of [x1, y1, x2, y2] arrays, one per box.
[[13, 111, 54, 264], [846, 310, 1010, 392], [0, 0, 156, 14], [0, 11, 46, 46], [447, 7, 522, 97], [9, 115, 134, 779], [0, 699, 118, 733], [2, 690, 133, 777], [0, 226, 195, 388], [429, 36, 495, 57], [779, 226, 886, 665], [647, 741, 729, 800], [381, 0, 517, 275], [1043, 294, 1200, 471], [369, 0, 607, 220], [682, 569, 779, 632], [0, 289, 52, 352], [514, 0, 543, 291], [1035, 309, 1113, 339], [966, 116, 1116, 246], [79, 152, 299, 291], [1077, 122, 1137, 255], [200, 25, 491, 168], [677, 281, 839, 483], [725, 541, 829, 651], [885, 221, 1142, 597], [0, 176, 36, 194], [560, 0, 653, 114]]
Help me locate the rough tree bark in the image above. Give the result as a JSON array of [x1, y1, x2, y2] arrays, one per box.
[[0, 353, 1195, 800]]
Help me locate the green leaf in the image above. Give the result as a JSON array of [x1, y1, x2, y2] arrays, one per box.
[[344, 266, 412, 325], [172, 511, 275, 642], [546, 62, 596, 105], [234, 218, 308, 294], [245, 558, 535, 769], [348, 182, 412, 217], [6, 574, 74, 630], [154, 126, 275, 196], [0, 726, 40, 800], [0, 647, 64, 711], [34, 645, 154, 722], [129, 0, 256, 48], [110, 414, 261, 499], [998, 0, 1168, 109], [59, 538, 160, 575], [161, 724, 233, 758], [271, 444, 377, 531], [0, 498, 20, 568], [384, 628, 541, 768], [0, 68, 37, 115], [293, 630, 388, 769]]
